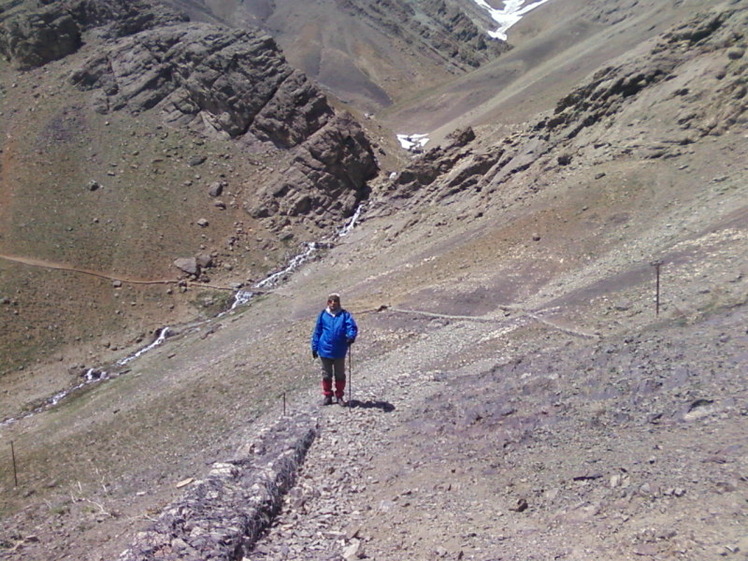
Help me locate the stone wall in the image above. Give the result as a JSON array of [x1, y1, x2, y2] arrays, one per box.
[[120, 410, 319, 561]]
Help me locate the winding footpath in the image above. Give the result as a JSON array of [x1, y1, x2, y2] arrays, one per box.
[[248, 349, 443, 560], [0, 253, 178, 285]]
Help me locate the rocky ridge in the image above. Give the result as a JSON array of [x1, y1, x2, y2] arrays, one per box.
[[0, 0, 187, 69], [69, 24, 330, 144], [169, 0, 510, 113], [381, 2, 747, 212], [67, 20, 379, 227]]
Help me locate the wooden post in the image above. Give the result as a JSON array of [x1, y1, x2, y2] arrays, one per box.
[[653, 261, 663, 316], [11, 440, 18, 487], [348, 346, 353, 408]]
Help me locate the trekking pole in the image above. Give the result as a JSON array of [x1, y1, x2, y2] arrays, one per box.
[[348, 344, 352, 407]]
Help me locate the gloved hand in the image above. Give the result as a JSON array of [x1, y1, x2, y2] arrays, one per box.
[[347, 338, 355, 345], [312, 350, 318, 359]]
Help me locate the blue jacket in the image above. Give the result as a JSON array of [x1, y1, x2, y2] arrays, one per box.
[[311, 309, 358, 359]]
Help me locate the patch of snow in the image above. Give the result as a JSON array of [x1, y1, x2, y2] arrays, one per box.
[[397, 133, 430, 152], [471, 0, 553, 41]]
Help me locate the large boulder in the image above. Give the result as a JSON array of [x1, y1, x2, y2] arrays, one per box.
[[251, 113, 379, 223], [173, 257, 199, 276], [0, 0, 187, 69], [0, 6, 81, 69]]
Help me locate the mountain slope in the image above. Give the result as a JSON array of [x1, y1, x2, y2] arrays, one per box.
[[0, 1, 746, 560], [0, 0, 377, 372], [380, 0, 734, 142], [163, 0, 510, 112]]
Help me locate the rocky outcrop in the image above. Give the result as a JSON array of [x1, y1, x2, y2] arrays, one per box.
[[67, 19, 379, 225], [2, 1, 379, 234], [252, 113, 379, 226], [420, 0, 508, 66], [0, 3, 81, 69], [387, 127, 481, 200], [35, 2, 378, 228], [540, 6, 747, 143], [0, 0, 186, 69], [70, 23, 333, 146]]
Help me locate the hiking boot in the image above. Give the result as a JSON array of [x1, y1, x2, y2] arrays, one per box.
[[322, 395, 333, 406], [337, 396, 347, 407]]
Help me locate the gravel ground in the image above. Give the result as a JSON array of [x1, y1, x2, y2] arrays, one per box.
[[246, 302, 748, 561]]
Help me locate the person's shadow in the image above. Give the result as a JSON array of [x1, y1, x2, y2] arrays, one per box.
[[346, 399, 395, 412]]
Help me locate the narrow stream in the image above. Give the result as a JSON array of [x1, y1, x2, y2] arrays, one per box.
[[117, 327, 171, 366]]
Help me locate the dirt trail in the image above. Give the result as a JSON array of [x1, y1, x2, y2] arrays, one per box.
[[388, 306, 601, 340], [0, 253, 185, 286]]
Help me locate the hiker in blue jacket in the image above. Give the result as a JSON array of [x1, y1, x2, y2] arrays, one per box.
[[311, 293, 358, 405]]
